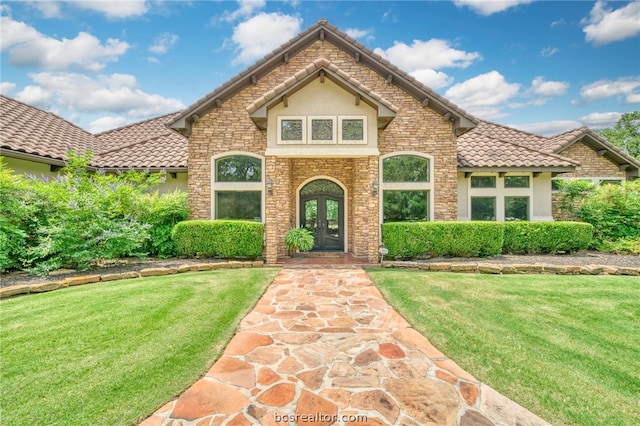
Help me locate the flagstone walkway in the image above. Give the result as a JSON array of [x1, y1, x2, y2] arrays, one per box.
[[140, 267, 550, 426]]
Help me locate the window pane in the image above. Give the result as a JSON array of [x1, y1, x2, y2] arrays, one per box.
[[600, 179, 622, 186], [551, 180, 561, 191], [281, 119, 303, 140], [216, 156, 262, 182], [311, 119, 333, 141], [216, 191, 261, 221], [382, 156, 430, 182], [505, 196, 529, 221], [383, 190, 429, 222], [471, 197, 496, 221], [504, 176, 529, 188], [342, 119, 364, 140], [470, 176, 496, 188]]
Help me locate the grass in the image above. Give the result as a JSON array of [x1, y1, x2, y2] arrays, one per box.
[[0, 268, 278, 426], [367, 270, 640, 426]]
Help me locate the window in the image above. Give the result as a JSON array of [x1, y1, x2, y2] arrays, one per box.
[[309, 117, 336, 144], [381, 154, 432, 222], [471, 197, 496, 221], [600, 179, 622, 186], [504, 176, 529, 188], [278, 117, 304, 144], [505, 196, 529, 221], [212, 154, 263, 221], [470, 176, 496, 188], [338, 116, 366, 144]]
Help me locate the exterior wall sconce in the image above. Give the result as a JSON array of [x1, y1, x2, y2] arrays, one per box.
[[266, 178, 273, 195], [371, 179, 379, 196]]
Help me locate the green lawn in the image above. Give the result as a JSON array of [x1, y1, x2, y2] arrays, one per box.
[[368, 270, 640, 426], [0, 268, 278, 426]]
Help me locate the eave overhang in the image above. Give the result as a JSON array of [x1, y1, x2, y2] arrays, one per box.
[[457, 166, 576, 173]]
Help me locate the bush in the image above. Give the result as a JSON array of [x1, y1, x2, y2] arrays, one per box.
[[138, 191, 189, 258], [598, 237, 640, 255], [502, 222, 593, 254], [172, 220, 264, 258], [381, 222, 504, 258]]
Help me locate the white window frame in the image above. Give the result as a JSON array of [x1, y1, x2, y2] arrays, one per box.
[[379, 152, 434, 224], [308, 116, 337, 144], [211, 151, 265, 222], [277, 116, 306, 144], [338, 116, 367, 145], [468, 173, 533, 221]]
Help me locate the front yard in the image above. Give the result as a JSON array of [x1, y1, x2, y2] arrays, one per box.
[[0, 268, 278, 426], [368, 270, 640, 426]]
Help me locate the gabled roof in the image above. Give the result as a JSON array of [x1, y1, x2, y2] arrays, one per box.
[[0, 95, 186, 171], [544, 126, 640, 176], [170, 19, 477, 137], [0, 95, 95, 165]]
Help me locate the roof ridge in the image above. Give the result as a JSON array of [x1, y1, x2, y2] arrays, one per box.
[[94, 111, 183, 136], [478, 119, 547, 141]]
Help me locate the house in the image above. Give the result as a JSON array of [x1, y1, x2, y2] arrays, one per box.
[[0, 96, 188, 193], [2, 20, 638, 264]]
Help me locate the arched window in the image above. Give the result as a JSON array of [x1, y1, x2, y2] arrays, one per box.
[[212, 154, 263, 221], [381, 154, 432, 222]]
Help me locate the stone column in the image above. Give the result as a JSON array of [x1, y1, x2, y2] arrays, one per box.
[[264, 157, 291, 264]]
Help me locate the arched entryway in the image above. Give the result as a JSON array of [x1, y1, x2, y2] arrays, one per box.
[[299, 179, 344, 251]]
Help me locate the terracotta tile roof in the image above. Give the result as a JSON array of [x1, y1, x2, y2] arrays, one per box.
[[1, 95, 186, 169], [0, 95, 95, 161], [94, 112, 187, 169], [458, 120, 579, 169]]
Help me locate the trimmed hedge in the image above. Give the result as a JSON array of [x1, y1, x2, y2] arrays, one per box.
[[382, 222, 504, 258], [172, 220, 264, 258], [502, 221, 593, 254]]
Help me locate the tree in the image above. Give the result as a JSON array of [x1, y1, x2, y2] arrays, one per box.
[[597, 111, 640, 159]]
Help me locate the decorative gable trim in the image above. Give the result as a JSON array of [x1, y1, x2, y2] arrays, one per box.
[[247, 58, 397, 131]]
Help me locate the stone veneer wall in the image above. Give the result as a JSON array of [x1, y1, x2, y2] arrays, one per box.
[[187, 39, 458, 263], [552, 141, 627, 220]]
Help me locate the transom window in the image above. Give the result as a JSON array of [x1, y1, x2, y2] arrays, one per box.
[[504, 176, 529, 188], [470, 176, 496, 188], [277, 116, 367, 145], [212, 154, 264, 221], [381, 154, 432, 222]]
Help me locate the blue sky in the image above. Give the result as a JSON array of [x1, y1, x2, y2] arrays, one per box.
[[1, 0, 639, 135]]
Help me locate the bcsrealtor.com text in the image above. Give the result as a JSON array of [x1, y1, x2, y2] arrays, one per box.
[[273, 412, 368, 423]]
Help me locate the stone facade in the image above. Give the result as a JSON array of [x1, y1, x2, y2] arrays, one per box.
[[187, 39, 458, 264], [558, 142, 626, 179]]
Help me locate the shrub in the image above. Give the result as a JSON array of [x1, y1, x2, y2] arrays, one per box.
[[381, 222, 504, 258], [502, 222, 593, 254], [138, 191, 189, 258], [172, 220, 264, 258], [284, 227, 314, 252], [598, 237, 640, 255]]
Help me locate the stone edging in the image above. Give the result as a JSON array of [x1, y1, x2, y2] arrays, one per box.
[[381, 260, 640, 276], [0, 260, 265, 300]]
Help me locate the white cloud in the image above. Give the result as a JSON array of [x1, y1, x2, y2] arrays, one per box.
[[0, 15, 41, 51], [580, 111, 622, 129], [89, 116, 129, 133], [540, 46, 559, 57], [231, 13, 302, 65], [550, 18, 565, 28], [149, 33, 179, 54], [345, 28, 368, 39], [579, 77, 640, 103], [529, 76, 569, 97], [510, 120, 582, 137], [221, 0, 266, 22], [70, 0, 149, 19], [374, 39, 481, 71], [582, 0, 640, 45], [146, 56, 160, 64], [15, 85, 53, 108], [30, 1, 63, 18], [444, 71, 520, 118], [409, 69, 453, 90], [0, 82, 16, 95], [453, 0, 533, 16], [2, 16, 129, 71], [24, 72, 184, 118], [627, 93, 640, 104]]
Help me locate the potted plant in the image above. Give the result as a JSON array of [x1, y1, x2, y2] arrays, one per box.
[[284, 227, 314, 254]]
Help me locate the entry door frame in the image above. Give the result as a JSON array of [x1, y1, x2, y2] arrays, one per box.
[[296, 176, 348, 253]]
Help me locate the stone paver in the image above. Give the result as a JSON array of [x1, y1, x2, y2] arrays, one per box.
[[140, 268, 550, 426]]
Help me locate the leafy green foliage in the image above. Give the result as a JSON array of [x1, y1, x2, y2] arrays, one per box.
[[0, 153, 188, 274], [596, 111, 640, 159], [382, 222, 504, 258], [284, 227, 314, 252], [502, 222, 593, 254], [598, 237, 640, 255], [172, 220, 264, 258]]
